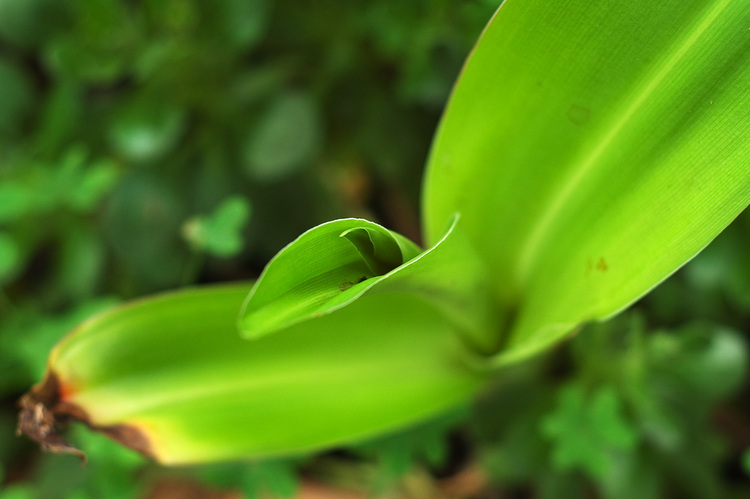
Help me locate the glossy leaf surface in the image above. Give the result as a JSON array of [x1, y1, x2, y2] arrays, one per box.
[[239, 219, 421, 339], [49, 284, 485, 464], [240, 216, 503, 354], [423, 0, 750, 363]]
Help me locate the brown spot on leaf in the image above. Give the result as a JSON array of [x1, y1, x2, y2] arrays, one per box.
[[596, 257, 608, 272], [17, 371, 156, 463], [585, 257, 609, 276]]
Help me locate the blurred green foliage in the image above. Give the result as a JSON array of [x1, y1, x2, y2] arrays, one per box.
[[1, 0, 748, 497], [183, 195, 251, 258], [198, 458, 300, 499], [475, 266, 750, 499]]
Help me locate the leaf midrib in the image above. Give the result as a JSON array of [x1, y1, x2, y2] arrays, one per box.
[[515, 0, 733, 284]]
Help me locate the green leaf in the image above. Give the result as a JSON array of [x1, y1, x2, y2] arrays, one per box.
[[183, 196, 252, 258], [69, 426, 147, 499], [0, 485, 34, 499], [0, 149, 117, 227], [355, 407, 468, 481], [0, 232, 20, 282], [44, 0, 136, 83], [541, 385, 637, 478], [0, 183, 35, 223], [108, 96, 186, 163], [209, 0, 270, 47], [244, 91, 322, 181], [63, 156, 120, 213], [50, 285, 486, 463], [239, 218, 421, 339], [46, 37, 126, 83], [423, 0, 750, 364], [241, 460, 299, 499], [647, 324, 747, 402], [240, 216, 503, 353]]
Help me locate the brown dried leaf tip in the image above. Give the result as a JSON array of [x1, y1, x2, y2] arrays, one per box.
[[16, 373, 87, 465]]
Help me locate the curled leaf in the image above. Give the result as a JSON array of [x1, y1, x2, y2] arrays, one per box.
[[239, 219, 421, 339], [241, 216, 504, 354]]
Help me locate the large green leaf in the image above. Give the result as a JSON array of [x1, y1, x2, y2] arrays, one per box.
[[48, 285, 485, 463], [423, 0, 750, 364]]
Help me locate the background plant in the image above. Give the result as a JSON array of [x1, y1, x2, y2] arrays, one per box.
[[2, 0, 750, 498]]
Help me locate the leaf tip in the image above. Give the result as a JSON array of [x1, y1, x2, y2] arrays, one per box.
[[17, 373, 87, 464], [17, 372, 158, 463]]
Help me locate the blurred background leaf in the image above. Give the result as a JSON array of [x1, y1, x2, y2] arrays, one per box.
[[183, 195, 251, 258]]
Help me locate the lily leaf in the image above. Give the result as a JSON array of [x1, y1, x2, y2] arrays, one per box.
[[239, 219, 421, 339], [240, 216, 503, 354], [47, 285, 485, 464], [423, 0, 750, 364], [355, 215, 504, 355]]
